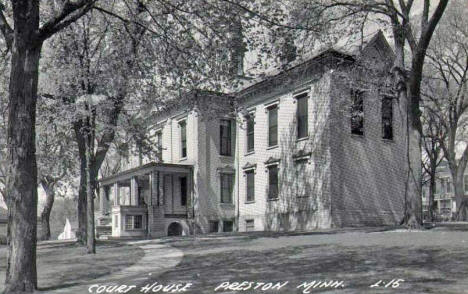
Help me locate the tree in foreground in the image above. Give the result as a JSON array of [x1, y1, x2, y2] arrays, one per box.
[[0, 1, 96, 292], [422, 0, 468, 220]]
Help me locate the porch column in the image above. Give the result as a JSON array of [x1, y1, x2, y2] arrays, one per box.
[[131, 177, 139, 206], [99, 186, 108, 215], [150, 171, 159, 206], [113, 183, 120, 206]]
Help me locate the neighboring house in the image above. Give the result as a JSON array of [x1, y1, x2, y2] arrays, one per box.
[[422, 161, 468, 220], [97, 31, 407, 238]]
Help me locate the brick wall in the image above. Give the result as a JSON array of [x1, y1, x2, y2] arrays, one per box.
[[329, 43, 406, 227], [236, 71, 334, 232]]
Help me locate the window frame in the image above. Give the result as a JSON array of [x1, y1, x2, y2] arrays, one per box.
[[245, 169, 255, 203], [179, 120, 187, 159], [381, 96, 394, 140], [125, 215, 144, 231], [219, 119, 232, 156], [267, 164, 279, 200], [267, 105, 278, 147], [295, 93, 309, 139], [155, 130, 163, 159], [350, 89, 364, 136], [220, 173, 234, 204], [245, 114, 255, 153]]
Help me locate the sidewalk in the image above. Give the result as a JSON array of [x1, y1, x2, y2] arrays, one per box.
[[46, 240, 183, 294]]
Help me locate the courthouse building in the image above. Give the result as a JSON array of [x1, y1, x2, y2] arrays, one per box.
[[97, 31, 408, 238]]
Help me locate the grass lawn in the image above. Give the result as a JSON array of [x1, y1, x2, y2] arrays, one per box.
[[133, 228, 468, 294], [0, 240, 144, 292]]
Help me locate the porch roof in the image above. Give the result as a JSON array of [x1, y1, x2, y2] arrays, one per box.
[[98, 162, 193, 186]]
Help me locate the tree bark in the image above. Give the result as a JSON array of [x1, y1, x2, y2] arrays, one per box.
[[74, 120, 88, 244], [85, 110, 96, 254], [4, 3, 41, 292], [39, 181, 55, 241], [427, 167, 436, 222]]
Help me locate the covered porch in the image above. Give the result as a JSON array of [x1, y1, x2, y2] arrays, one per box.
[[97, 162, 194, 238]]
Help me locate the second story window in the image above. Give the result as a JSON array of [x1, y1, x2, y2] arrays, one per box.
[[382, 97, 393, 140], [155, 131, 162, 159], [220, 173, 234, 203], [179, 121, 187, 158], [267, 165, 279, 200], [350, 90, 364, 135], [245, 170, 255, 202], [246, 115, 255, 152], [220, 119, 232, 156], [268, 105, 278, 147], [296, 93, 308, 139]]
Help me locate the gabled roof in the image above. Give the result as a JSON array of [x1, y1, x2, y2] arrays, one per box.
[[236, 30, 394, 105]]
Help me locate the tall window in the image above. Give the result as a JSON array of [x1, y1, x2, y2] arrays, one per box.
[[382, 97, 393, 140], [156, 131, 162, 159], [245, 170, 255, 202], [350, 90, 364, 135], [268, 165, 279, 199], [220, 173, 234, 203], [179, 121, 187, 158], [296, 93, 308, 139], [246, 115, 255, 152], [220, 119, 232, 156], [268, 105, 278, 146], [180, 176, 187, 206]]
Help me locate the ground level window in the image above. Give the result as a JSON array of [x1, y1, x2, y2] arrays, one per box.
[[246, 170, 255, 202], [245, 219, 254, 232], [220, 173, 234, 203], [268, 165, 279, 200], [209, 221, 219, 233], [223, 220, 234, 232], [125, 215, 143, 230]]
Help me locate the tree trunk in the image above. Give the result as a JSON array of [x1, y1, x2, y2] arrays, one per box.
[[404, 125, 423, 227], [74, 120, 87, 244], [391, 31, 422, 228], [39, 181, 55, 241], [427, 169, 436, 222], [85, 115, 96, 254], [4, 3, 41, 292]]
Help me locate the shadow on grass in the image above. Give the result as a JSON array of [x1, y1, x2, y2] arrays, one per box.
[[143, 243, 468, 294], [0, 241, 144, 293]]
